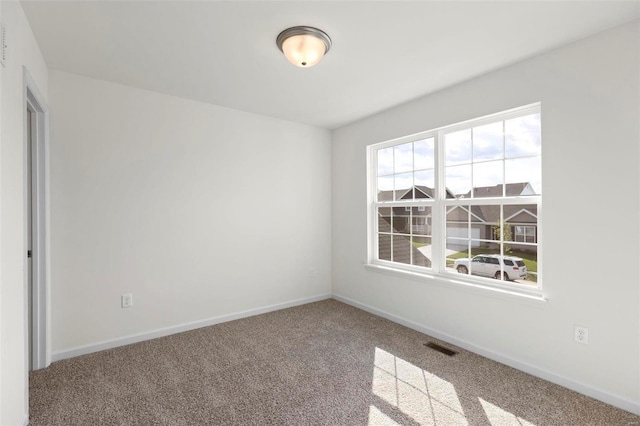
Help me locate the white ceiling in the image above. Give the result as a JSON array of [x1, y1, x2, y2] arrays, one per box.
[[21, 1, 639, 129]]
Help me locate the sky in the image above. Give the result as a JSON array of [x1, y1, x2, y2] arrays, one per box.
[[377, 113, 541, 198]]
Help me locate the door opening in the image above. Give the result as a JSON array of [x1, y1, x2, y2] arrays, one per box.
[[27, 104, 34, 370], [25, 68, 49, 370]]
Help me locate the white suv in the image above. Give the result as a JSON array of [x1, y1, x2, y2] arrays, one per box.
[[453, 254, 527, 281]]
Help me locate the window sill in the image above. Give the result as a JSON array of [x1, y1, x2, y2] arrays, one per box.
[[364, 263, 547, 306]]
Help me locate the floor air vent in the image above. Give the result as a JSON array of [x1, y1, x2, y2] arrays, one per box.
[[424, 342, 457, 356]]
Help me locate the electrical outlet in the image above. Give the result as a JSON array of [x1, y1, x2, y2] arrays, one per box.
[[574, 325, 588, 344], [308, 268, 317, 279], [121, 293, 133, 308]]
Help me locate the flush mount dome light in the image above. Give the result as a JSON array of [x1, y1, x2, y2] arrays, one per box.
[[276, 26, 332, 68]]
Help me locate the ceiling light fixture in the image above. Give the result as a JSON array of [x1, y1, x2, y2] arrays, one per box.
[[276, 26, 332, 68]]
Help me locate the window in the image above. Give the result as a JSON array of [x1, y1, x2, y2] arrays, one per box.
[[515, 225, 536, 243], [369, 104, 541, 295]]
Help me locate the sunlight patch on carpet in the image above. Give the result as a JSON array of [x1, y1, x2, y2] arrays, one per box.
[[479, 398, 537, 426], [370, 347, 468, 425], [368, 405, 401, 426]]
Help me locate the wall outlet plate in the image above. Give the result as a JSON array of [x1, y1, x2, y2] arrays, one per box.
[[1, 22, 7, 67], [574, 325, 588, 344], [121, 293, 133, 308]]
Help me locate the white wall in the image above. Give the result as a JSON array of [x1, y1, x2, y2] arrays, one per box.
[[0, 1, 49, 424], [48, 70, 331, 355], [332, 21, 639, 412]]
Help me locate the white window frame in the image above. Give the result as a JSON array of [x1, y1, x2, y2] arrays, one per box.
[[367, 103, 542, 299]]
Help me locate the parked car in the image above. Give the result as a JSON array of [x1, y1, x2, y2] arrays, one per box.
[[453, 254, 527, 281]]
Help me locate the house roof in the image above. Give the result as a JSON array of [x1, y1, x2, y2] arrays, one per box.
[[459, 182, 534, 198], [377, 185, 455, 201], [448, 205, 537, 225], [378, 182, 538, 224], [379, 182, 533, 202]]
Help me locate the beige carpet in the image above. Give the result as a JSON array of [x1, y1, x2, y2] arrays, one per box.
[[30, 299, 639, 425]]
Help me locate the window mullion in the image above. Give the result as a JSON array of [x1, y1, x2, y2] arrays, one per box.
[[409, 209, 413, 265], [500, 205, 505, 277], [433, 130, 446, 273]]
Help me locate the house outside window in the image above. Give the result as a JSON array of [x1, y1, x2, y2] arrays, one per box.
[[369, 104, 541, 296]]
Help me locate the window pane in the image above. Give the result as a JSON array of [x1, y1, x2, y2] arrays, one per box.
[[378, 234, 391, 261], [447, 206, 469, 239], [447, 238, 469, 272], [412, 236, 431, 267], [449, 204, 499, 241], [503, 204, 538, 241], [414, 138, 435, 170], [445, 164, 471, 197], [493, 210, 511, 242], [411, 206, 432, 235], [505, 244, 537, 285], [392, 207, 410, 234], [394, 172, 413, 199], [473, 122, 503, 162], [472, 160, 503, 196], [414, 170, 434, 195], [394, 142, 413, 174], [392, 234, 411, 264], [505, 156, 541, 195], [378, 176, 393, 192], [377, 207, 392, 233], [470, 242, 502, 279], [445, 129, 472, 166], [505, 113, 541, 158], [476, 241, 500, 256], [377, 147, 394, 176]]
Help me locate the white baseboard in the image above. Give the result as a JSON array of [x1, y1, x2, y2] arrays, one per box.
[[332, 293, 640, 415], [23, 414, 29, 426], [51, 293, 331, 362]]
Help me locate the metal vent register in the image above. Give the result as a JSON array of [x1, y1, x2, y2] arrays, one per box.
[[424, 342, 457, 356]]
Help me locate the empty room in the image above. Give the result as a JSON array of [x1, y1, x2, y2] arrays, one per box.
[[1, 1, 640, 425]]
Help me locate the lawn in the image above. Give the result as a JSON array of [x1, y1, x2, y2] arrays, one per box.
[[411, 241, 430, 249]]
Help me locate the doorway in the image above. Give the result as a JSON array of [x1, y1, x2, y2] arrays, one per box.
[[27, 102, 34, 370], [25, 69, 49, 370]]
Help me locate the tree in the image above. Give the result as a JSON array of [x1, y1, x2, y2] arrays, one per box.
[[493, 221, 513, 253]]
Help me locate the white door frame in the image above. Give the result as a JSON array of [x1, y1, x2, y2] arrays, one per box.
[[23, 67, 50, 370]]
